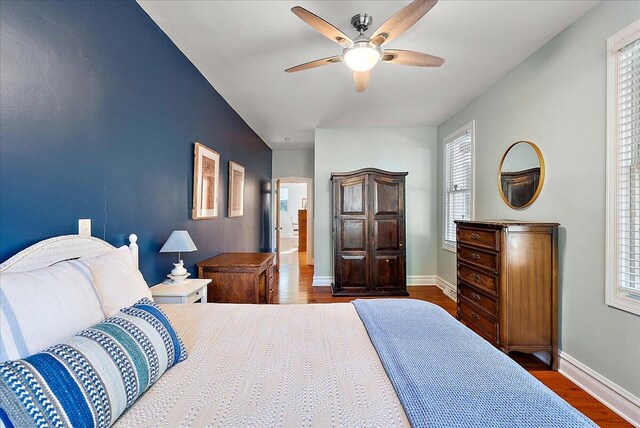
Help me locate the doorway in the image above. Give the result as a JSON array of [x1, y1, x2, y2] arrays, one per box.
[[273, 177, 313, 296]]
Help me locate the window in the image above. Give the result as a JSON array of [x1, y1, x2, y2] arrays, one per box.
[[443, 121, 475, 252], [606, 21, 640, 316], [280, 187, 288, 211]]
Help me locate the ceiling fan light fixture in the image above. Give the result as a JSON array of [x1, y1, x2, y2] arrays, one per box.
[[343, 42, 381, 72], [287, 1, 443, 91]]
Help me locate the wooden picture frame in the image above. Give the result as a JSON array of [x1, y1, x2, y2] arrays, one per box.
[[228, 161, 245, 218], [192, 142, 220, 219]]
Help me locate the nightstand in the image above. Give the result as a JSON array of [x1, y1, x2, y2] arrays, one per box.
[[151, 278, 211, 304]]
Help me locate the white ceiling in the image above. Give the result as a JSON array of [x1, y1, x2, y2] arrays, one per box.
[[138, 0, 599, 149]]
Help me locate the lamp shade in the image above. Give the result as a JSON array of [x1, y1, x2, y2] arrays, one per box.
[[159, 231, 197, 253]]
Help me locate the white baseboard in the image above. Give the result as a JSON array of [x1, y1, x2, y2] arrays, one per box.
[[406, 275, 436, 286], [558, 351, 640, 426], [313, 275, 440, 287], [312, 275, 457, 299], [312, 276, 332, 286], [435, 276, 457, 301]]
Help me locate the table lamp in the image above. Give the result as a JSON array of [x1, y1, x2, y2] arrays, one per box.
[[159, 230, 198, 283]]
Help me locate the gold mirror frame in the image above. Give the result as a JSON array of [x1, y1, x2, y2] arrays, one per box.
[[497, 141, 545, 210]]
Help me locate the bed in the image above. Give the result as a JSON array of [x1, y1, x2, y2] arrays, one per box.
[[0, 234, 595, 427]]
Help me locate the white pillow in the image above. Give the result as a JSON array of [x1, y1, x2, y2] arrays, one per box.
[[88, 245, 152, 317], [0, 260, 105, 362]]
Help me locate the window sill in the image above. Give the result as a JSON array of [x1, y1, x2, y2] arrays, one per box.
[[442, 243, 456, 253], [606, 293, 640, 317]]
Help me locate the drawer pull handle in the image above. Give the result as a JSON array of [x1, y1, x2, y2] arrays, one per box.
[[471, 273, 480, 282], [195, 291, 200, 296], [470, 292, 481, 301], [470, 233, 480, 240], [471, 312, 480, 321], [386, 259, 390, 263], [471, 253, 480, 260]]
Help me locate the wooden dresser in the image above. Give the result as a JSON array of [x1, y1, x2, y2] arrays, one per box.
[[454, 220, 559, 369], [197, 253, 275, 304], [298, 209, 307, 251]]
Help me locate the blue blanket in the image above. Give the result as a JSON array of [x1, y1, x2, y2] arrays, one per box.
[[352, 299, 595, 428]]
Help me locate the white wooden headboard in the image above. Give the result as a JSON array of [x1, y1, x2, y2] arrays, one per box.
[[0, 234, 139, 274]]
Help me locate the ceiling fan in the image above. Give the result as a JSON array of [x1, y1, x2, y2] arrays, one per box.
[[285, 0, 444, 93]]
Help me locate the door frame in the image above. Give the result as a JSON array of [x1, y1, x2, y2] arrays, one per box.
[[272, 176, 314, 266]]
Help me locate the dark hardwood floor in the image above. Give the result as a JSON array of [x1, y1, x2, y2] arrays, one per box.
[[274, 249, 631, 427]]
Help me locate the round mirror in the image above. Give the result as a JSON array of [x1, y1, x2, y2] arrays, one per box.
[[498, 141, 545, 209]]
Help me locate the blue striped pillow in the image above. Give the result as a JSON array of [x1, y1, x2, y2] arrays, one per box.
[[0, 298, 187, 428]]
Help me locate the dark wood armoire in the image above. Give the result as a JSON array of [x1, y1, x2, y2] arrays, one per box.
[[500, 167, 541, 208], [331, 168, 408, 296]]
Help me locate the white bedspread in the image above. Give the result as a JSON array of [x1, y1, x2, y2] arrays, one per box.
[[114, 303, 410, 427]]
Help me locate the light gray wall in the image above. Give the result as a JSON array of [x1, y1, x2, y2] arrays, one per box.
[[272, 148, 314, 179], [315, 127, 438, 281], [272, 149, 315, 261], [436, 1, 640, 397]]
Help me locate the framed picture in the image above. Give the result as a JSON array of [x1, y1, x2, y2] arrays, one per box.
[[192, 142, 220, 219], [228, 161, 245, 217]]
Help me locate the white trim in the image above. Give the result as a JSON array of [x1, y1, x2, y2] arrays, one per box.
[[442, 120, 476, 252], [558, 351, 640, 426], [435, 275, 457, 301], [406, 275, 436, 286], [273, 176, 314, 266], [312, 276, 332, 286], [442, 243, 456, 253], [605, 19, 640, 316], [610, 19, 640, 52]]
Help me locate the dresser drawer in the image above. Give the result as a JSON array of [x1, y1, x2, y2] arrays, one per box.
[[459, 300, 498, 343], [459, 316, 498, 345], [458, 283, 498, 317], [186, 287, 205, 304], [268, 284, 275, 304], [457, 227, 499, 251], [457, 264, 497, 295], [457, 245, 498, 272]]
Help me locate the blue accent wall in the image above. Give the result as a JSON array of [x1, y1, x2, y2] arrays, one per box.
[[0, 0, 272, 284]]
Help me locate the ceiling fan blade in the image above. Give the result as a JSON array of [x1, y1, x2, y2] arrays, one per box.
[[354, 70, 370, 93], [370, 0, 438, 46], [285, 56, 342, 73], [291, 6, 353, 47], [381, 49, 444, 67]]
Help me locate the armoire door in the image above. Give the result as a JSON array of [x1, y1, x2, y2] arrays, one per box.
[[333, 175, 369, 293], [370, 174, 407, 293]]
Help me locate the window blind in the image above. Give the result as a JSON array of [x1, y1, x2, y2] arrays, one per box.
[[616, 37, 640, 299], [444, 130, 472, 247]]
